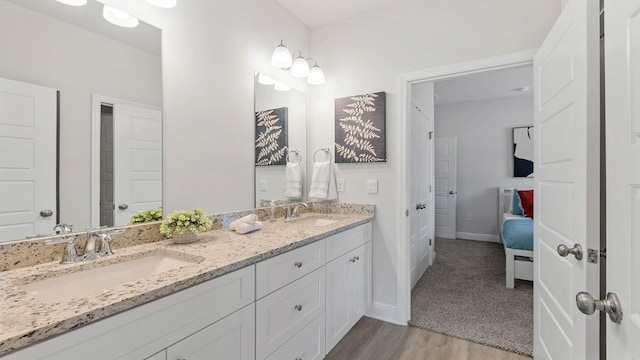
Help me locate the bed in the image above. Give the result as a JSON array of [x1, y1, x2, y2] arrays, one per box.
[[499, 186, 534, 289]]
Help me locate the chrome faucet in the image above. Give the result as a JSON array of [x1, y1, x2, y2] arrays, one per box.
[[267, 200, 277, 222], [45, 235, 80, 264], [82, 232, 102, 260], [52, 223, 73, 235], [291, 203, 308, 218]]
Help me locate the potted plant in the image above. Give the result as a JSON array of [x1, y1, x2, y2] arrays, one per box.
[[160, 208, 213, 244], [129, 207, 163, 224]]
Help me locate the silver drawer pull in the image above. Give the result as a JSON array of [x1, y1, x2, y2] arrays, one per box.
[[294, 304, 303, 311], [294, 261, 303, 268], [349, 257, 356, 263]]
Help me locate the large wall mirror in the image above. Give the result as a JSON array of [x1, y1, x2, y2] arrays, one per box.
[[0, 0, 162, 243], [254, 73, 307, 207]]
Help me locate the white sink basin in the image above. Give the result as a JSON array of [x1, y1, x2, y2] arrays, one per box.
[[20, 253, 199, 303], [285, 214, 347, 227]]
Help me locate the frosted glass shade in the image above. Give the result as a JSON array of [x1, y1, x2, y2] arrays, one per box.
[[146, 0, 177, 8], [258, 74, 276, 85], [290, 56, 310, 78], [307, 65, 325, 85], [56, 0, 87, 5], [274, 82, 292, 92], [271, 44, 292, 69], [103, 5, 139, 28]]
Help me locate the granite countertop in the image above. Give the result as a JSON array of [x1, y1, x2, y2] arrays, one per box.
[[0, 212, 373, 356]]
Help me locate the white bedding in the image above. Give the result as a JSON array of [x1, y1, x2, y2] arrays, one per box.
[[503, 213, 528, 222]]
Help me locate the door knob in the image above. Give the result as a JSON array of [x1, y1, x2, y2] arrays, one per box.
[[576, 292, 623, 324], [40, 209, 54, 217], [557, 243, 583, 260], [416, 203, 426, 210], [118, 203, 129, 210], [449, 191, 455, 195]]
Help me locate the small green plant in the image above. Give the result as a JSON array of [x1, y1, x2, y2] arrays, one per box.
[[160, 208, 212, 238], [129, 207, 163, 224]]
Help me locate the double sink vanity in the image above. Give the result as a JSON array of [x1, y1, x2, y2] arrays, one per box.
[[0, 203, 374, 360]]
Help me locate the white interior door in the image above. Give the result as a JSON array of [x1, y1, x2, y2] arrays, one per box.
[[113, 104, 162, 225], [100, 106, 114, 227], [434, 137, 456, 239], [604, 0, 640, 357], [0, 77, 56, 241], [533, 0, 600, 358], [410, 95, 434, 288]]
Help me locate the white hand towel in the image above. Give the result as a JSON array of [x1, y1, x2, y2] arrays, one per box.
[[327, 164, 338, 201], [308, 160, 331, 199], [229, 214, 258, 231], [236, 221, 264, 234], [284, 162, 302, 199]]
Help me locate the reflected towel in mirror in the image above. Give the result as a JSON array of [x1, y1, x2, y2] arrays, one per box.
[[284, 162, 302, 199]]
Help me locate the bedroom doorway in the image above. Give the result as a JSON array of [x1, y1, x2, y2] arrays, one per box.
[[402, 54, 535, 356], [433, 136, 457, 239]]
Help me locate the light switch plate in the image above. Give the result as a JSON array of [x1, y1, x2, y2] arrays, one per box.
[[259, 179, 268, 192], [337, 178, 345, 192], [367, 179, 378, 194]]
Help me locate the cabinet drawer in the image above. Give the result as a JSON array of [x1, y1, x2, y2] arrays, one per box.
[[256, 267, 325, 360], [326, 223, 371, 261], [265, 313, 325, 360], [256, 240, 325, 299]]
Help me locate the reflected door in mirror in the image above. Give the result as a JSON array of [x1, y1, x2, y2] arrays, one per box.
[[0, 78, 57, 240]]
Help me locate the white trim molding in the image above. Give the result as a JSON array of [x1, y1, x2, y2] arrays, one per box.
[[396, 49, 537, 325], [455, 232, 501, 243], [366, 302, 401, 325]]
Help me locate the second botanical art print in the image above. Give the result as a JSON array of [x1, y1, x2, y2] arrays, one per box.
[[334, 92, 387, 163], [255, 107, 288, 166]]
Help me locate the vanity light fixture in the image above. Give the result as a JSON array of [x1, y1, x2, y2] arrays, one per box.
[[103, 5, 139, 28], [274, 82, 292, 92], [270, 40, 325, 84], [258, 74, 276, 85], [146, 0, 177, 8], [56, 0, 87, 6]]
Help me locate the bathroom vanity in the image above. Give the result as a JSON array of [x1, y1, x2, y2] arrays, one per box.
[[0, 205, 373, 360]]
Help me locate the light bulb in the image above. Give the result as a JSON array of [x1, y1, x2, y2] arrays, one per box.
[[271, 41, 292, 69], [290, 55, 310, 78], [103, 5, 139, 28], [307, 65, 325, 85], [56, 0, 87, 6], [146, 0, 177, 8], [274, 82, 291, 92]]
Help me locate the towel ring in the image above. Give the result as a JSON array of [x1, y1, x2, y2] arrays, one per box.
[[286, 150, 301, 164], [313, 147, 332, 162]]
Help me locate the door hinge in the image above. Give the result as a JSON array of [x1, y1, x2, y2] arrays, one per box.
[[405, 209, 409, 217], [428, 131, 433, 140], [587, 248, 606, 264], [429, 238, 432, 246], [429, 185, 432, 193]]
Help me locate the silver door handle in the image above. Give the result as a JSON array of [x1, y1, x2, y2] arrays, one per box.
[[118, 203, 129, 210], [294, 304, 303, 311], [40, 209, 54, 217], [416, 203, 426, 210], [449, 191, 455, 195], [557, 243, 583, 260], [294, 261, 302, 268], [576, 292, 623, 324]]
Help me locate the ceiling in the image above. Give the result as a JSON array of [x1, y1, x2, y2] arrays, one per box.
[[5, 0, 161, 55], [276, 0, 401, 28], [433, 65, 533, 105]]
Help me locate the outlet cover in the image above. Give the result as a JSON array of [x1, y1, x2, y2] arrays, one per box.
[[259, 179, 268, 192], [337, 178, 345, 192], [367, 179, 378, 194]]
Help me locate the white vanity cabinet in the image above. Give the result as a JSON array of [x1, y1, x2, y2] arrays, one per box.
[[325, 223, 372, 353], [3, 266, 255, 360]]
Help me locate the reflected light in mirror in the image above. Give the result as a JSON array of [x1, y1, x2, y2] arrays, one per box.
[[274, 82, 291, 92], [56, 0, 87, 6], [146, 0, 176, 8], [258, 74, 276, 85], [103, 5, 139, 28]]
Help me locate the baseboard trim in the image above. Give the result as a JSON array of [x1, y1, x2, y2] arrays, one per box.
[[366, 302, 402, 325], [455, 232, 500, 243]]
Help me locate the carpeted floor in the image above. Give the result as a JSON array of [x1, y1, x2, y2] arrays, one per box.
[[409, 238, 533, 357]]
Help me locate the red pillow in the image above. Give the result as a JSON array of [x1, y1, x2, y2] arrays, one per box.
[[518, 190, 534, 218]]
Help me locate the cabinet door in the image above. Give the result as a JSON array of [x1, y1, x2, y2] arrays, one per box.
[[325, 251, 350, 353], [349, 242, 372, 324], [166, 305, 254, 360]]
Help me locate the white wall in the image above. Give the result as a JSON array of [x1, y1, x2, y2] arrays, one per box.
[[0, 1, 162, 230], [307, 0, 561, 321], [434, 95, 534, 240], [98, 0, 310, 216]]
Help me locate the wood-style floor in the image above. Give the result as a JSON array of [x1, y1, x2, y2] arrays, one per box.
[[325, 317, 532, 360]]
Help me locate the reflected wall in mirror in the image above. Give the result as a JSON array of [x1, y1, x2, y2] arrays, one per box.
[[254, 73, 307, 207], [0, 0, 162, 243]]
